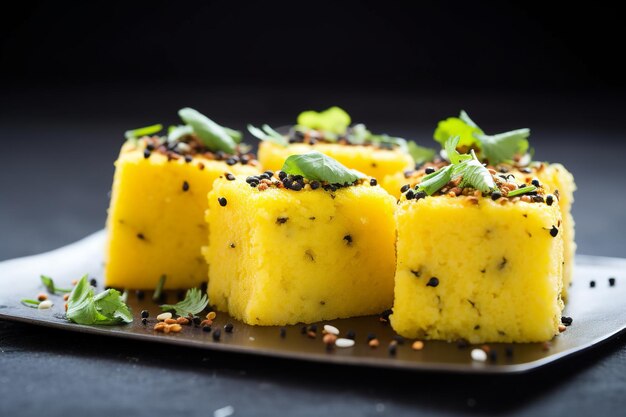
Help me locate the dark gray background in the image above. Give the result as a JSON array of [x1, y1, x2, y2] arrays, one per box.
[[2, 2, 626, 416]]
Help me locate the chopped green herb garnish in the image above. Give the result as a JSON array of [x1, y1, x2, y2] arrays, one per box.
[[507, 185, 537, 197], [346, 123, 408, 149], [247, 124, 288, 147], [297, 106, 351, 135], [434, 110, 530, 165], [224, 127, 243, 144], [153, 274, 166, 301], [161, 287, 208, 317], [66, 275, 133, 325], [178, 107, 237, 154], [167, 124, 194, 143], [414, 137, 495, 195], [282, 151, 364, 184], [21, 299, 40, 308], [124, 124, 163, 140], [40, 275, 72, 294], [407, 142, 436, 165]]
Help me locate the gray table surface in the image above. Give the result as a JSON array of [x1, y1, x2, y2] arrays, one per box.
[[1, 87, 625, 416]]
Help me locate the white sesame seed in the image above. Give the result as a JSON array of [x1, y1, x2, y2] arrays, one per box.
[[214, 405, 234, 417], [249, 337, 255, 341], [37, 300, 53, 309], [471, 348, 487, 362], [335, 338, 355, 348], [323, 324, 340, 335], [157, 312, 172, 321]]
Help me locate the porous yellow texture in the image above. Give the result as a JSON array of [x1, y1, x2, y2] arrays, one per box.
[[258, 141, 414, 192], [105, 142, 259, 289], [391, 196, 564, 343], [530, 163, 576, 298], [384, 162, 576, 299], [203, 178, 397, 325]]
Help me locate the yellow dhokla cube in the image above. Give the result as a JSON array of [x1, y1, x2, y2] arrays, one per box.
[[258, 141, 414, 189], [203, 174, 397, 325], [391, 195, 564, 343], [105, 139, 260, 290], [385, 161, 576, 299]]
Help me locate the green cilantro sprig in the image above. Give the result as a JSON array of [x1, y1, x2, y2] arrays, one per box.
[[407, 142, 436, 165], [434, 110, 530, 165], [66, 275, 133, 325], [507, 185, 537, 197], [40, 275, 72, 294], [413, 136, 495, 196], [124, 124, 163, 140], [161, 288, 208, 317], [247, 124, 289, 147]]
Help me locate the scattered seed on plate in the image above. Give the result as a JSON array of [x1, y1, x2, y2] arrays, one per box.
[[323, 324, 339, 335], [590, 280, 596, 288], [558, 324, 567, 332], [346, 330, 356, 340], [609, 277, 616, 286], [335, 338, 355, 348], [141, 318, 148, 325], [471, 348, 487, 362], [206, 311, 217, 320], [176, 317, 190, 325], [279, 327, 287, 338], [63, 293, 69, 301], [38, 300, 53, 309], [202, 325, 212, 333], [37, 293, 48, 301], [157, 312, 172, 321], [368, 338, 380, 348], [388, 341, 397, 356], [411, 341, 424, 351], [224, 323, 234, 333], [561, 316, 573, 326], [542, 341, 551, 351], [165, 318, 177, 324], [323, 334, 337, 345], [212, 329, 221, 341]]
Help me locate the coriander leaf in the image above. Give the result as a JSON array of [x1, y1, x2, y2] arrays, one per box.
[[434, 113, 483, 148], [297, 106, 351, 134], [124, 124, 163, 140], [459, 110, 479, 128], [167, 124, 193, 143], [161, 288, 208, 317], [347, 123, 369, 145], [178, 108, 237, 154], [455, 158, 496, 192], [445, 136, 472, 165], [40, 275, 72, 294], [246, 124, 288, 147], [413, 140, 494, 195], [223, 127, 243, 144], [476, 129, 530, 164], [21, 299, 40, 308], [92, 289, 133, 324], [507, 185, 537, 197], [281, 151, 363, 184], [66, 275, 133, 325], [416, 165, 453, 195], [407, 141, 436, 165]]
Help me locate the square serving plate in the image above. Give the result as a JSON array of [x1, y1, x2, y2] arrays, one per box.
[[0, 231, 624, 374]]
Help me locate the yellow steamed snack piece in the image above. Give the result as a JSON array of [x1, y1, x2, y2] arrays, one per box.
[[203, 177, 397, 325], [385, 161, 576, 300], [258, 141, 414, 194], [105, 142, 260, 289], [391, 195, 564, 343]]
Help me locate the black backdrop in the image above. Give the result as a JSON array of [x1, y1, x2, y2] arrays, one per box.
[[2, 1, 624, 92]]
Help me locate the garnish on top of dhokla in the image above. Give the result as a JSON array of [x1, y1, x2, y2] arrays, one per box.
[[249, 107, 420, 192], [203, 152, 396, 325], [124, 107, 258, 166], [392, 111, 575, 297], [105, 108, 260, 291], [241, 150, 374, 193]]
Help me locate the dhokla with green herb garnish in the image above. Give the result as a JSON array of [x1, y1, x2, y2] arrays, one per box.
[[105, 108, 260, 290], [203, 151, 396, 325], [433, 110, 575, 297], [390, 137, 564, 343], [250, 107, 417, 194]]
